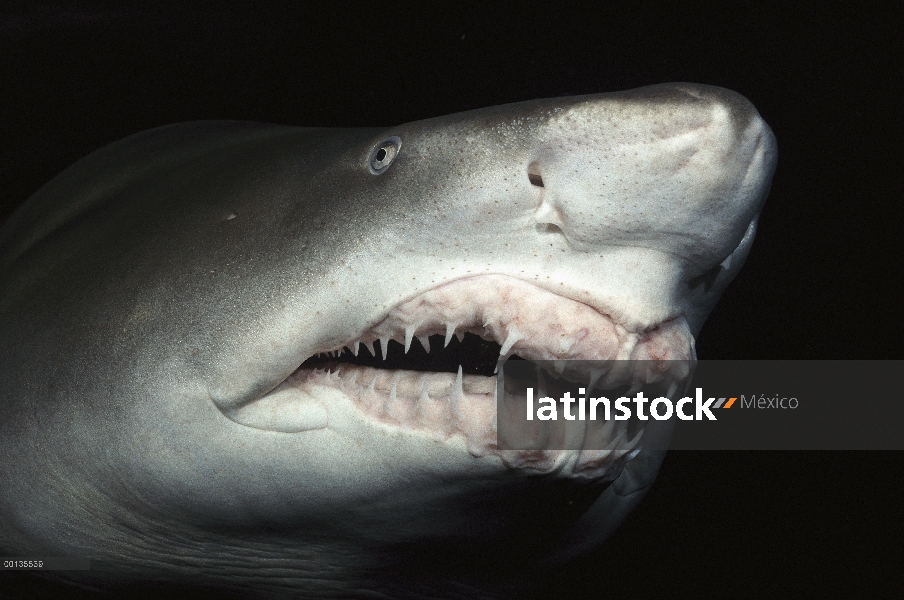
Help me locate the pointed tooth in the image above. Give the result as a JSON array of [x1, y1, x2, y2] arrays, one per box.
[[536, 366, 548, 399], [379, 337, 389, 360], [419, 379, 430, 402], [622, 427, 644, 453], [404, 326, 415, 354], [599, 415, 615, 440], [361, 377, 381, 414], [534, 424, 550, 452], [499, 329, 521, 357], [417, 335, 430, 354], [347, 370, 359, 386], [454, 330, 464, 343], [389, 372, 399, 403], [588, 368, 604, 391], [353, 340, 360, 357], [450, 366, 463, 420], [553, 360, 566, 375], [444, 322, 458, 348], [415, 376, 433, 425], [362, 341, 375, 357], [603, 428, 626, 451], [666, 381, 678, 398]]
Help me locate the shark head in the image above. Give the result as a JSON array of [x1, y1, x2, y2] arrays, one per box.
[[0, 83, 775, 598]]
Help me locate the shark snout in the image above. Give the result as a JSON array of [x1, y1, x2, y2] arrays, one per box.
[[525, 84, 775, 269]]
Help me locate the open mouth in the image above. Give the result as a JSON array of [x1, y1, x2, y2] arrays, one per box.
[[242, 275, 695, 477]]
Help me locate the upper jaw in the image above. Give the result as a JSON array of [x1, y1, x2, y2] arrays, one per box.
[[309, 273, 695, 375]]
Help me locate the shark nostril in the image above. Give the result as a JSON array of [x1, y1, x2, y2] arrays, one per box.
[[537, 222, 563, 235], [527, 162, 544, 187]]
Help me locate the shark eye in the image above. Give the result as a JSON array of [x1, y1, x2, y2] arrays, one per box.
[[369, 136, 401, 174]]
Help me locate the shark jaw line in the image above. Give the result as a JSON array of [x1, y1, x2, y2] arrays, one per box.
[[232, 274, 695, 478]]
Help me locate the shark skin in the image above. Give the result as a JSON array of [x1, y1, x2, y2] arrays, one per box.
[[0, 83, 776, 598]]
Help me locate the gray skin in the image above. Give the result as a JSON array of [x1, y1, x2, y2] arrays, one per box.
[[0, 83, 776, 598]]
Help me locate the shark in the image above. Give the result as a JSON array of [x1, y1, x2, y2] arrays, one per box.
[[0, 83, 776, 598]]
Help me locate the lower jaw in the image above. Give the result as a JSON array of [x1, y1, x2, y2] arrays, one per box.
[[290, 362, 496, 441], [281, 361, 662, 480]]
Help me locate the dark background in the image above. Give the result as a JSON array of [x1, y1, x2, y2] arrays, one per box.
[[1, 2, 900, 598]]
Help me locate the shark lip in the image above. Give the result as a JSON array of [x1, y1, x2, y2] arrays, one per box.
[[236, 274, 695, 476]]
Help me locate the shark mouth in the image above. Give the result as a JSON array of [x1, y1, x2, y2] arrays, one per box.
[[253, 275, 695, 479]]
